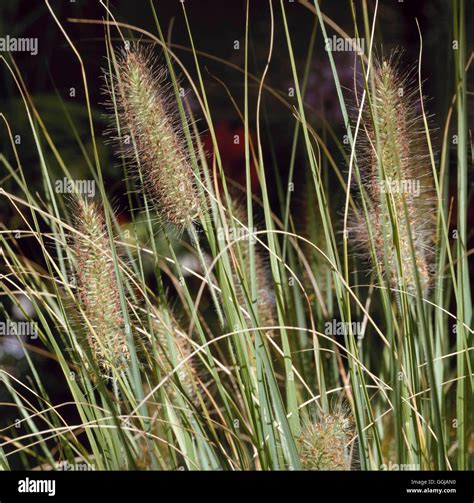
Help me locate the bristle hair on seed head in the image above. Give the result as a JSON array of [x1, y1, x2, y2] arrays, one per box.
[[351, 50, 437, 298], [104, 43, 201, 228], [70, 196, 130, 377]]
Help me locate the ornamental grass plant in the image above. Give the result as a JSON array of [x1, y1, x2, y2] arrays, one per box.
[[0, 1, 472, 472]]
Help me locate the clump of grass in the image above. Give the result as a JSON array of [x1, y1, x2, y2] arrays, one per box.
[[1, 1, 470, 473], [70, 197, 130, 377], [352, 53, 437, 297], [298, 407, 355, 470]]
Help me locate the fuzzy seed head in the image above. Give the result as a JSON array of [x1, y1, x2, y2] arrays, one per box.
[[353, 53, 436, 296], [71, 198, 130, 376], [298, 410, 354, 470], [109, 46, 200, 227]]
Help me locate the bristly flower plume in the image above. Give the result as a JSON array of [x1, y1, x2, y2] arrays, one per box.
[[352, 52, 437, 297], [298, 408, 355, 470], [71, 197, 130, 376], [107, 45, 200, 227]]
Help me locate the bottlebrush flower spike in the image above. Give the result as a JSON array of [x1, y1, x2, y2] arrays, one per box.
[[108, 45, 200, 227], [298, 410, 354, 470], [353, 53, 436, 296], [71, 197, 130, 376]]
